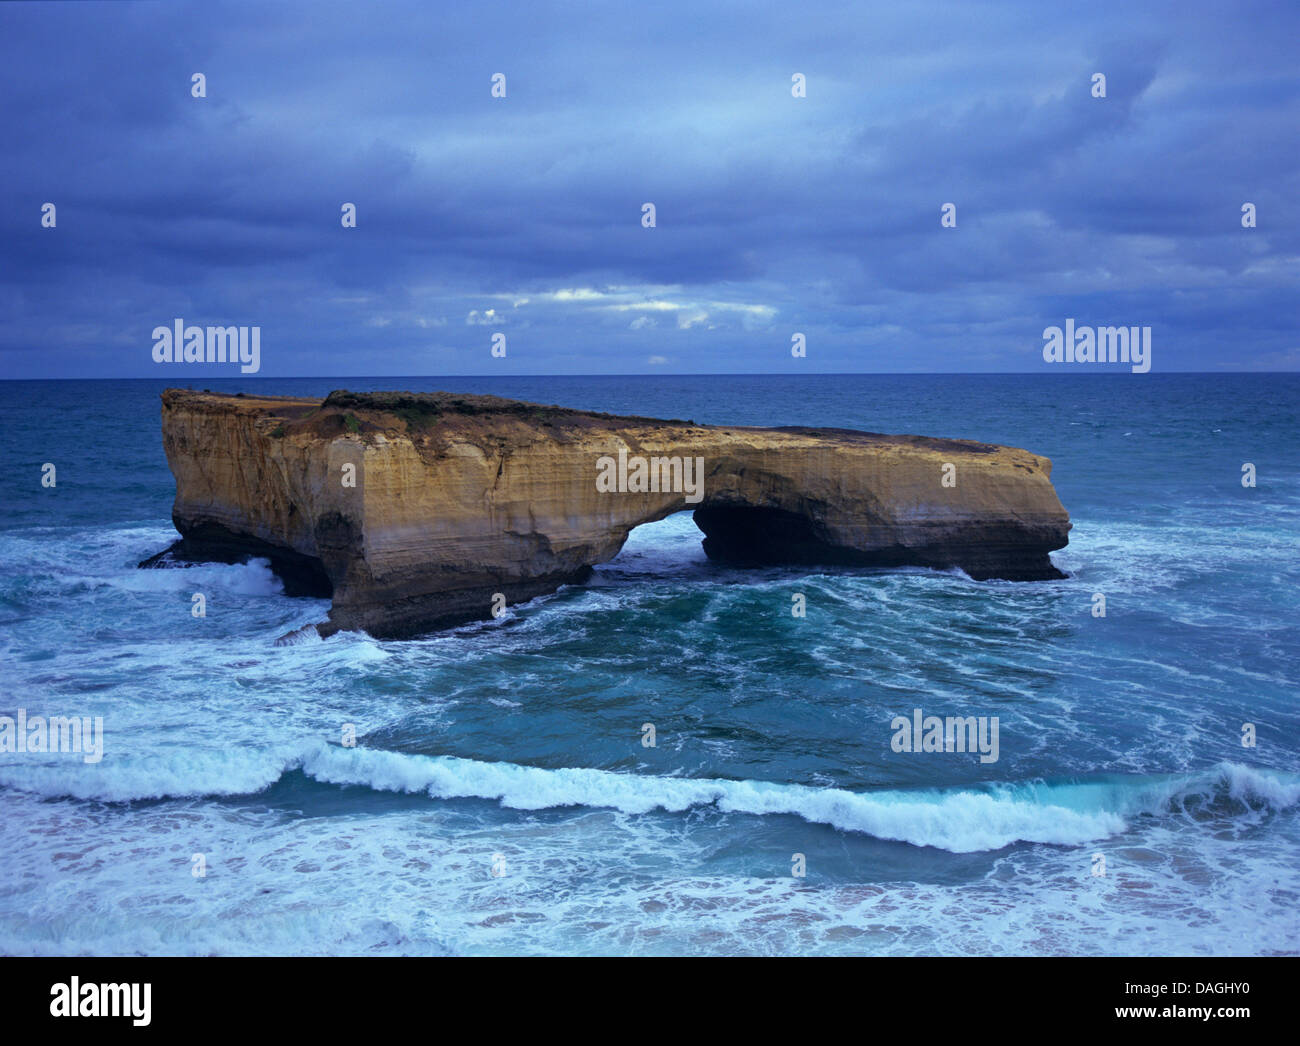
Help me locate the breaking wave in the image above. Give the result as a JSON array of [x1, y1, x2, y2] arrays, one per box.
[[1, 743, 1294, 853]]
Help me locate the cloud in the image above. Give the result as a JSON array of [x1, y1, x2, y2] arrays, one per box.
[[0, 0, 1295, 375]]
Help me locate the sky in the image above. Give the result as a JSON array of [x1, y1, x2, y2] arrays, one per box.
[[0, 0, 1296, 378]]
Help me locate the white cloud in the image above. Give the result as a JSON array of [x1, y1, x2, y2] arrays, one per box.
[[605, 300, 682, 312], [464, 285, 776, 332], [549, 288, 605, 301]]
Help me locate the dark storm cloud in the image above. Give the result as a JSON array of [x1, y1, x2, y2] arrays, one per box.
[[0, 0, 1296, 376]]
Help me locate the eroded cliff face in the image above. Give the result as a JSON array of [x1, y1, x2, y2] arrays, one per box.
[[152, 389, 1071, 638]]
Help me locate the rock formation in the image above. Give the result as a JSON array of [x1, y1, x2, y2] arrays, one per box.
[[145, 389, 1071, 638]]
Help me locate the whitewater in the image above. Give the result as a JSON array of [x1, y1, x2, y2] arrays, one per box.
[[1, 374, 1297, 955]]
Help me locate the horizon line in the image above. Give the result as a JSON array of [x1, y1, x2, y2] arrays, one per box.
[[3, 371, 1298, 382]]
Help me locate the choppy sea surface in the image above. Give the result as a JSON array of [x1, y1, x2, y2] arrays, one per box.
[[0, 374, 1297, 955]]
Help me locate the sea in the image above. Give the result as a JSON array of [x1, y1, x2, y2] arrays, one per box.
[[0, 373, 1297, 956]]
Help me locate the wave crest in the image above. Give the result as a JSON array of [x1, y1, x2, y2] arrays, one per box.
[[2, 744, 1295, 853]]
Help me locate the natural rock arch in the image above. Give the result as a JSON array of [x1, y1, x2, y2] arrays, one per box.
[[148, 389, 1071, 639]]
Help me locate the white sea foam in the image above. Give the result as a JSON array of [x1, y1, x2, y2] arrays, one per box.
[[0, 744, 305, 802], [3, 742, 1294, 854], [108, 558, 285, 596]]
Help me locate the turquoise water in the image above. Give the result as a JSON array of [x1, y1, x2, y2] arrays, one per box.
[[1, 374, 1297, 955]]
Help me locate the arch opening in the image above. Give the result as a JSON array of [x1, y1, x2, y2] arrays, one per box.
[[692, 504, 853, 566]]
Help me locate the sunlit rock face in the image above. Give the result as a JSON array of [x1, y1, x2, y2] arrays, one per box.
[[151, 388, 1071, 638]]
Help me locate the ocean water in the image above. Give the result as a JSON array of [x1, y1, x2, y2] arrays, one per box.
[[0, 373, 1297, 956]]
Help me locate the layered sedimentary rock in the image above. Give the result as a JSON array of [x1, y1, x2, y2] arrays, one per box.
[[148, 388, 1071, 638]]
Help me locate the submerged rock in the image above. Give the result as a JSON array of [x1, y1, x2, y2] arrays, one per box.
[[150, 388, 1071, 638]]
